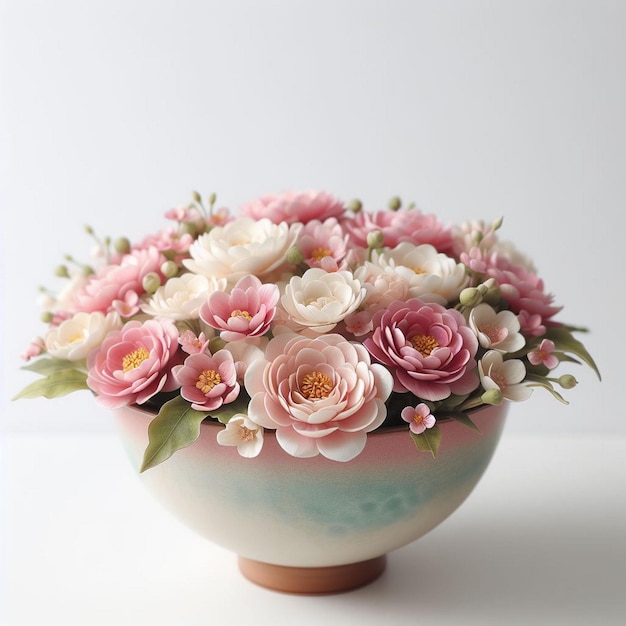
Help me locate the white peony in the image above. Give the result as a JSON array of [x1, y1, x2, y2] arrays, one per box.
[[44, 311, 122, 361], [183, 217, 301, 282], [372, 242, 470, 305], [281, 268, 366, 333], [141, 273, 225, 320]]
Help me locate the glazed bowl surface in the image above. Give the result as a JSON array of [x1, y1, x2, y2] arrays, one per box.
[[114, 403, 507, 568]]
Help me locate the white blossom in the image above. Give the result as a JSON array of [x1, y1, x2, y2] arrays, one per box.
[[469, 303, 525, 353], [478, 350, 532, 401], [216, 415, 264, 458]]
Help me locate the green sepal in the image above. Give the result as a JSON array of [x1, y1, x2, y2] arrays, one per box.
[[410, 425, 442, 457], [140, 396, 208, 472], [12, 368, 89, 400], [545, 326, 601, 380]]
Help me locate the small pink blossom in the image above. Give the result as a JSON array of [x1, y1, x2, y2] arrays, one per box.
[[132, 228, 195, 262], [401, 403, 436, 435], [364, 299, 479, 401], [173, 350, 240, 412], [178, 330, 210, 355], [200, 275, 279, 342], [87, 319, 180, 409], [528, 339, 559, 369], [21, 337, 45, 361], [241, 190, 345, 225], [344, 310, 373, 337], [341, 209, 454, 253], [297, 218, 349, 270], [517, 310, 546, 337]]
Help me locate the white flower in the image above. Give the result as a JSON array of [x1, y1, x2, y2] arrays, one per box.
[[44, 311, 122, 360], [281, 268, 366, 333], [216, 414, 264, 458], [222, 338, 267, 384], [478, 350, 532, 401], [468, 303, 525, 353], [183, 217, 301, 282], [372, 242, 469, 305], [353, 262, 411, 313], [141, 273, 225, 320]]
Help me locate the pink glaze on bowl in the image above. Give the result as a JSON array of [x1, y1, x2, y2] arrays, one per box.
[[114, 403, 507, 568]]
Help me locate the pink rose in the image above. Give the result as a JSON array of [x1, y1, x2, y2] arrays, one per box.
[[87, 319, 180, 409], [199, 275, 279, 342], [240, 190, 346, 225], [364, 299, 479, 401], [245, 333, 393, 461], [173, 350, 240, 412]]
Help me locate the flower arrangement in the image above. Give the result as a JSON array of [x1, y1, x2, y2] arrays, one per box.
[[15, 190, 599, 470]]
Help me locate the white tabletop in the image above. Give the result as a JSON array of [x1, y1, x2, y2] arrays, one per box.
[[1, 431, 625, 626]]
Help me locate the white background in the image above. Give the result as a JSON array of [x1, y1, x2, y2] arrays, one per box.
[[1, 1, 624, 625]]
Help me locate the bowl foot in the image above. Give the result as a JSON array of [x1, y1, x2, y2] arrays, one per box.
[[238, 555, 387, 595]]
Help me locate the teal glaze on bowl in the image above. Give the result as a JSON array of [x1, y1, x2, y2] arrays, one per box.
[[115, 403, 507, 568]]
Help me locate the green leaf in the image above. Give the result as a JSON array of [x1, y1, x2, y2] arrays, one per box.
[[545, 326, 601, 380], [12, 369, 89, 400], [140, 396, 208, 472], [410, 425, 442, 457], [21, 357, 86, 376], [446, 411, 480, 432]]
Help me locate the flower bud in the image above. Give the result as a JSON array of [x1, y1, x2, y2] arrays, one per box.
[[142, 272, 161, 294], [54, 265, 69, 278], [459, 287, 483, 307], [192, 190, 202, 204], [208, 192, 217, 206], [114, 237, 131, 255], [180, 222, 198, 237], [388, 196, 402, 211], [160, 260, 179, 278], [481, 388, 503, 405], [286, 246, 304, 265], [347, 199, 362, 213], [558, 374, 578, 389], [40, 311, 54, 324], [366, 230, 384, 249]]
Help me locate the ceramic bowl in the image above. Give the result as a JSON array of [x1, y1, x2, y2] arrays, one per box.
[[114, 402, 507, 593]]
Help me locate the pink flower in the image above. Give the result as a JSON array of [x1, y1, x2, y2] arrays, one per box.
[[297, 218, 349, 270], [87, 319, 180, 409], [517, 310, 547, 338], [245, 333, 393, 461], [173, 350, 240, 412], [341, 209, 454, 252], [401, 403, 436, 435], [240, 190, 345, 225], [178, 329, 210, 355], [21, 337, 45, 361], [528, 339, 559, 370], [199, 275, 279, 342], [364, 299, 479, 401], [485, 254, 562, 324], [132, 228, 195, 262], [74, 247, 167, 316]]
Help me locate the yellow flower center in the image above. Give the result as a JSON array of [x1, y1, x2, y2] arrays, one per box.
[[411, 334, 439, 356], [311, 247, 332, 261], [411, 266, 428, 274], [230, 309, 253, 321], [238, 424, 257, 441], [122, 347, 150, 372], [196, 369, 221, 395], [301, 371, 334, 399]]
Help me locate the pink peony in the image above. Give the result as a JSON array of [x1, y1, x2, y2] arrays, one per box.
[[240, 190, 345, 225], [245, 333, 393, 461], [340, 209, 454, 253], [199, 275, 279, 342], [173, 350, 240, 412], [87, 319, 180, 409], [74, 247, 167, 316], [364, 299, 479, 401]]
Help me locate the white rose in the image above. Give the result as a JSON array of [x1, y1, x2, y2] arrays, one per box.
[[281, 268, 365, 333], [183, 217, 301, 282], [141, 273, 225, 320], [44, 311, 122, 361], [373, 242, 470, 305]]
